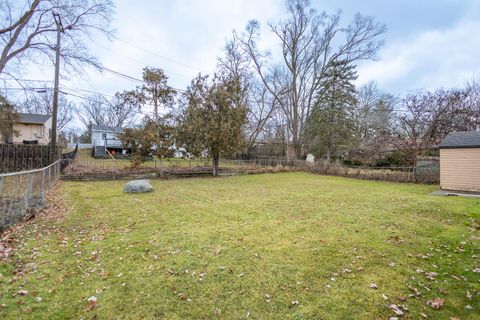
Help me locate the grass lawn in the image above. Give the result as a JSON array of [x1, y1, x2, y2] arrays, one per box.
[[1, 173, 479, 319]]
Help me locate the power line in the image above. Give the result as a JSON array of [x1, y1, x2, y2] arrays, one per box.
[[95, 43, 193, 80], [98, 66, 144, 83], [0, 78, 54, 83], [97, 65, 187, 93], [111, 35, 205, 73], [60, 86, 116, 98], [0, 87, 53, 92], [60, 89, 158, 118]]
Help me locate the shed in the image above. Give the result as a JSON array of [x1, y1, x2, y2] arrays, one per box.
[[439, 131, 480, 192]]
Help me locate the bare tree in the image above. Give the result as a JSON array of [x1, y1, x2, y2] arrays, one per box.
[[0, 0, 114, 77], [392, 88, 477, 164], [217, 36, 278, 156], [76, 92, 140, 129], [237, 0, 386, 158], [22, 88, 73, 131], [349, 81, 396, 163], [466, 76, 480, 128]]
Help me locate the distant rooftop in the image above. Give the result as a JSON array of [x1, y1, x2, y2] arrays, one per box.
[[439, 131, 480, 149], [91, 124, 124, 133], [17, 113, 51, 124]]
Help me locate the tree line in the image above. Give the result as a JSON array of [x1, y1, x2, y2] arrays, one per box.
[[1, 0, 480, 175]]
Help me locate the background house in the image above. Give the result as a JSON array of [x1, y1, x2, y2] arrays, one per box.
[[0, 113, 52, 144], [439, 131, 480, 192], [91, 124, 126, 157]]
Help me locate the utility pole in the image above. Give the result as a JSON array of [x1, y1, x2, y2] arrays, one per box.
[[50, 12, 63, 164]]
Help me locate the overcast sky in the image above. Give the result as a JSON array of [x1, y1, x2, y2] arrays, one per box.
[[16, 0, 480, 116]]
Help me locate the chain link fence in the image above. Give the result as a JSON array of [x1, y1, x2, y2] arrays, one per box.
[[61, 157, 308, 179], [0, 159, 61, 231]]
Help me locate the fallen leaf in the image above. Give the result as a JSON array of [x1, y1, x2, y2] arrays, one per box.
[[178, 292, 187, 300], [426, 298, 444, 309], [85, 296, 97, 311], [369, 283, 378, 289], [388, 304, 404, 316]]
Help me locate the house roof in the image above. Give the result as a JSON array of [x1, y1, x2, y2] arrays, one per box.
[[439, 131, 480, 149], [91, 124, 124, 133], [17, 113, 51, 124]]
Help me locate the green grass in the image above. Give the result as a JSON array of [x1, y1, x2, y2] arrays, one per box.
[[1, 173, 479, 319]]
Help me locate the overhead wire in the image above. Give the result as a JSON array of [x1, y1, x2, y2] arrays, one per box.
[[95, 42, 194, 80], [111, 35, 206, 73]]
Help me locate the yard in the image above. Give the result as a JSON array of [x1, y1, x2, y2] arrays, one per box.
[[0, 173, 479, 319]]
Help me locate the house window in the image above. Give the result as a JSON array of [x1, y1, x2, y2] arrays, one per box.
[[102, 133, 107, 140]]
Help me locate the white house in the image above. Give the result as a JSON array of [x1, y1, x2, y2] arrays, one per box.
[[91, 125, 125, 157]]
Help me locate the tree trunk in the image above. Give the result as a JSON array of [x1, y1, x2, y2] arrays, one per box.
[[294, 142, 302, 160], [212, 151, 220, 176]]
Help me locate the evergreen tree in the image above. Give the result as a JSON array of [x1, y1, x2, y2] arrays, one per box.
[[307, 59, 358, 160], [177, 74, 248, 176], [0, 95, 18, 143]]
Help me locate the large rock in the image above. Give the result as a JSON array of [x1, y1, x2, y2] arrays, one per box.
[[124, 180, 153, 193]]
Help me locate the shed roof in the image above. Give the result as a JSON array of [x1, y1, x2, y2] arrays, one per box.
[[439, 131, 480, 149], [17, 113, 51, 124], [91, 124, 124, 133]]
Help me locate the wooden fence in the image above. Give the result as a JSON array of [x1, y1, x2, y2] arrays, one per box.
[[0, 144, 61, 173]]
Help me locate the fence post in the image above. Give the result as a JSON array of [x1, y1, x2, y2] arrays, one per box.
[[25, 173, 34, 209], [48, 165, 51, 189], [0, 176, 2, 194], [41, 169, 45, 201]]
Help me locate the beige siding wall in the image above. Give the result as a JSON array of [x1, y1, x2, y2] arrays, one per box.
[[11, 123, 50, 144], [440, 148, 480, 191]]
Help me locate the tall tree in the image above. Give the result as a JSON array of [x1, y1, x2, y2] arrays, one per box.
[[177, 75, 248, 176], [0, 0, 114, 76], [217, 36, 277, 156], [0, 95, 18, 143], [140, 67, 176, 120], [307, 59, 358, 160], [237, 0, 386, 158]]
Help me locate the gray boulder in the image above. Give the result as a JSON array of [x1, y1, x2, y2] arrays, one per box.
[[124, 180, 153, 193]]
